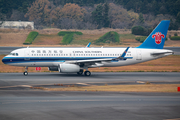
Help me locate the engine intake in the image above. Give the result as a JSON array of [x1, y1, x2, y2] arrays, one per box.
[[48, 67, 58, 71]]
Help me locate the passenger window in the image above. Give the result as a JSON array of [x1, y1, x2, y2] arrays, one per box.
[[54, 50, 57, 53], [37, 50, 41, 53], [16, 53, 18, 56]]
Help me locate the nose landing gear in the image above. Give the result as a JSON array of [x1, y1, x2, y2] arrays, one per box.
[[23, 67, 28, 76]]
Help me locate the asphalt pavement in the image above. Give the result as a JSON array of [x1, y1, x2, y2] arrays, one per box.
[[0, 72, 180, 120]]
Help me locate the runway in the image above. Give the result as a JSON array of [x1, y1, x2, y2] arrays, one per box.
[[0, 72, 180, 87], [0, 72, 180, 120], [0, 91, 180, 120]]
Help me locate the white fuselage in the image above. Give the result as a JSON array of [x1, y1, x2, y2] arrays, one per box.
[[2, 47, 173, 68]]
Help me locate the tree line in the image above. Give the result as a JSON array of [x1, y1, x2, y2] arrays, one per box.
[[0, 0, 180, 30]]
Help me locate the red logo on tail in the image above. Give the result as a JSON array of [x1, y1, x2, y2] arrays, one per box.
[[152, 32, 165, 44]]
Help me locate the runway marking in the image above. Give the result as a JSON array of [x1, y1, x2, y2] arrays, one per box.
[[165, 118, 180, 120], [76, 83, 90, 86], [0, 85, 32, 88], [136, 81, 146, 84]]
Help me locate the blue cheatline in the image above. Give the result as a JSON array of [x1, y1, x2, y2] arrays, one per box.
[[137, 20, 170, 49], [2, 56, 134, 64]]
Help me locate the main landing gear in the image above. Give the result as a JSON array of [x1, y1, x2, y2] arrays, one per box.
[[77, 69, 91, 76], [77, 69, 83, 75], [84, 71, 91, 76], [23, 67, 28, 76]]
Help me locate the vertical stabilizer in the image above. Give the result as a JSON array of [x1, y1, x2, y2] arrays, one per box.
[[137, 20, 170, 49]]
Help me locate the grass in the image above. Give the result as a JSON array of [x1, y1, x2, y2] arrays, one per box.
[[32, 34, 62, 45], [70, 34, 102, 45], [170, 36, 180, 40], [94, 31, 119, 45], [1, 28, 180, 47], [58, 31, 83, 45], [58, 31, 83, 36], [23, 31, 39, 45], [119, 34, 135, 39], [135, 36, 147, 43], [61, 33, 74, 45], [44, 84, 180, 93]]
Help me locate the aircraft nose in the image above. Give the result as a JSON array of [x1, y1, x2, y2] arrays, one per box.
[[2, 56, 7, 64]]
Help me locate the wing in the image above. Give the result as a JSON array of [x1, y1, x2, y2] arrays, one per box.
[[66, 47, 131, 66]]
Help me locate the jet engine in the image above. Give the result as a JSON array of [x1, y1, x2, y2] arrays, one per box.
[[58, 64, 80, 73], [48, 67, 58, 71]]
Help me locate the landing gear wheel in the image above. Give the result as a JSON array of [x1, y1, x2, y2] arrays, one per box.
[[84, 71, 91, 76], [23, 67, 28, 76], [77, 69, 83, 75], [23, 71, 28, 76]]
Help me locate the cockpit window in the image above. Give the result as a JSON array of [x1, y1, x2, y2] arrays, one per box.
[[9, 53, 18, 56]]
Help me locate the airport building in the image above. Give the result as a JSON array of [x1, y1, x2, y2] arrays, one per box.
[[0, 21, 34, 30]]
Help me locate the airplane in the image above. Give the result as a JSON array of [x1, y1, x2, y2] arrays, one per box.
[[2, 20, 173, 76]]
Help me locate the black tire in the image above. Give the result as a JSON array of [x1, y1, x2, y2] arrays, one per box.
[[23, 71, 28, 76], [84, 71, 91, 76], [77, 69, 83, 75]]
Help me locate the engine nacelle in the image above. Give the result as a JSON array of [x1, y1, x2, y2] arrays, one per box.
[[58, 64, 80, 73], [48, 67, 58, 71]]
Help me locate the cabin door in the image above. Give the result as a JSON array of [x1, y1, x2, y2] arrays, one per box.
[[24, 50, 30, 60], [136, 50, 142, 60]]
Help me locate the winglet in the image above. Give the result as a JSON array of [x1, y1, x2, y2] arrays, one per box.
[[113, 47, 130, 60], [121, 47, 130, 58], [86, 42, 91, 48]]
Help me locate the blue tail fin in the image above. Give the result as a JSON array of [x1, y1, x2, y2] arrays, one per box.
[[137, 20, 170, 49]]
